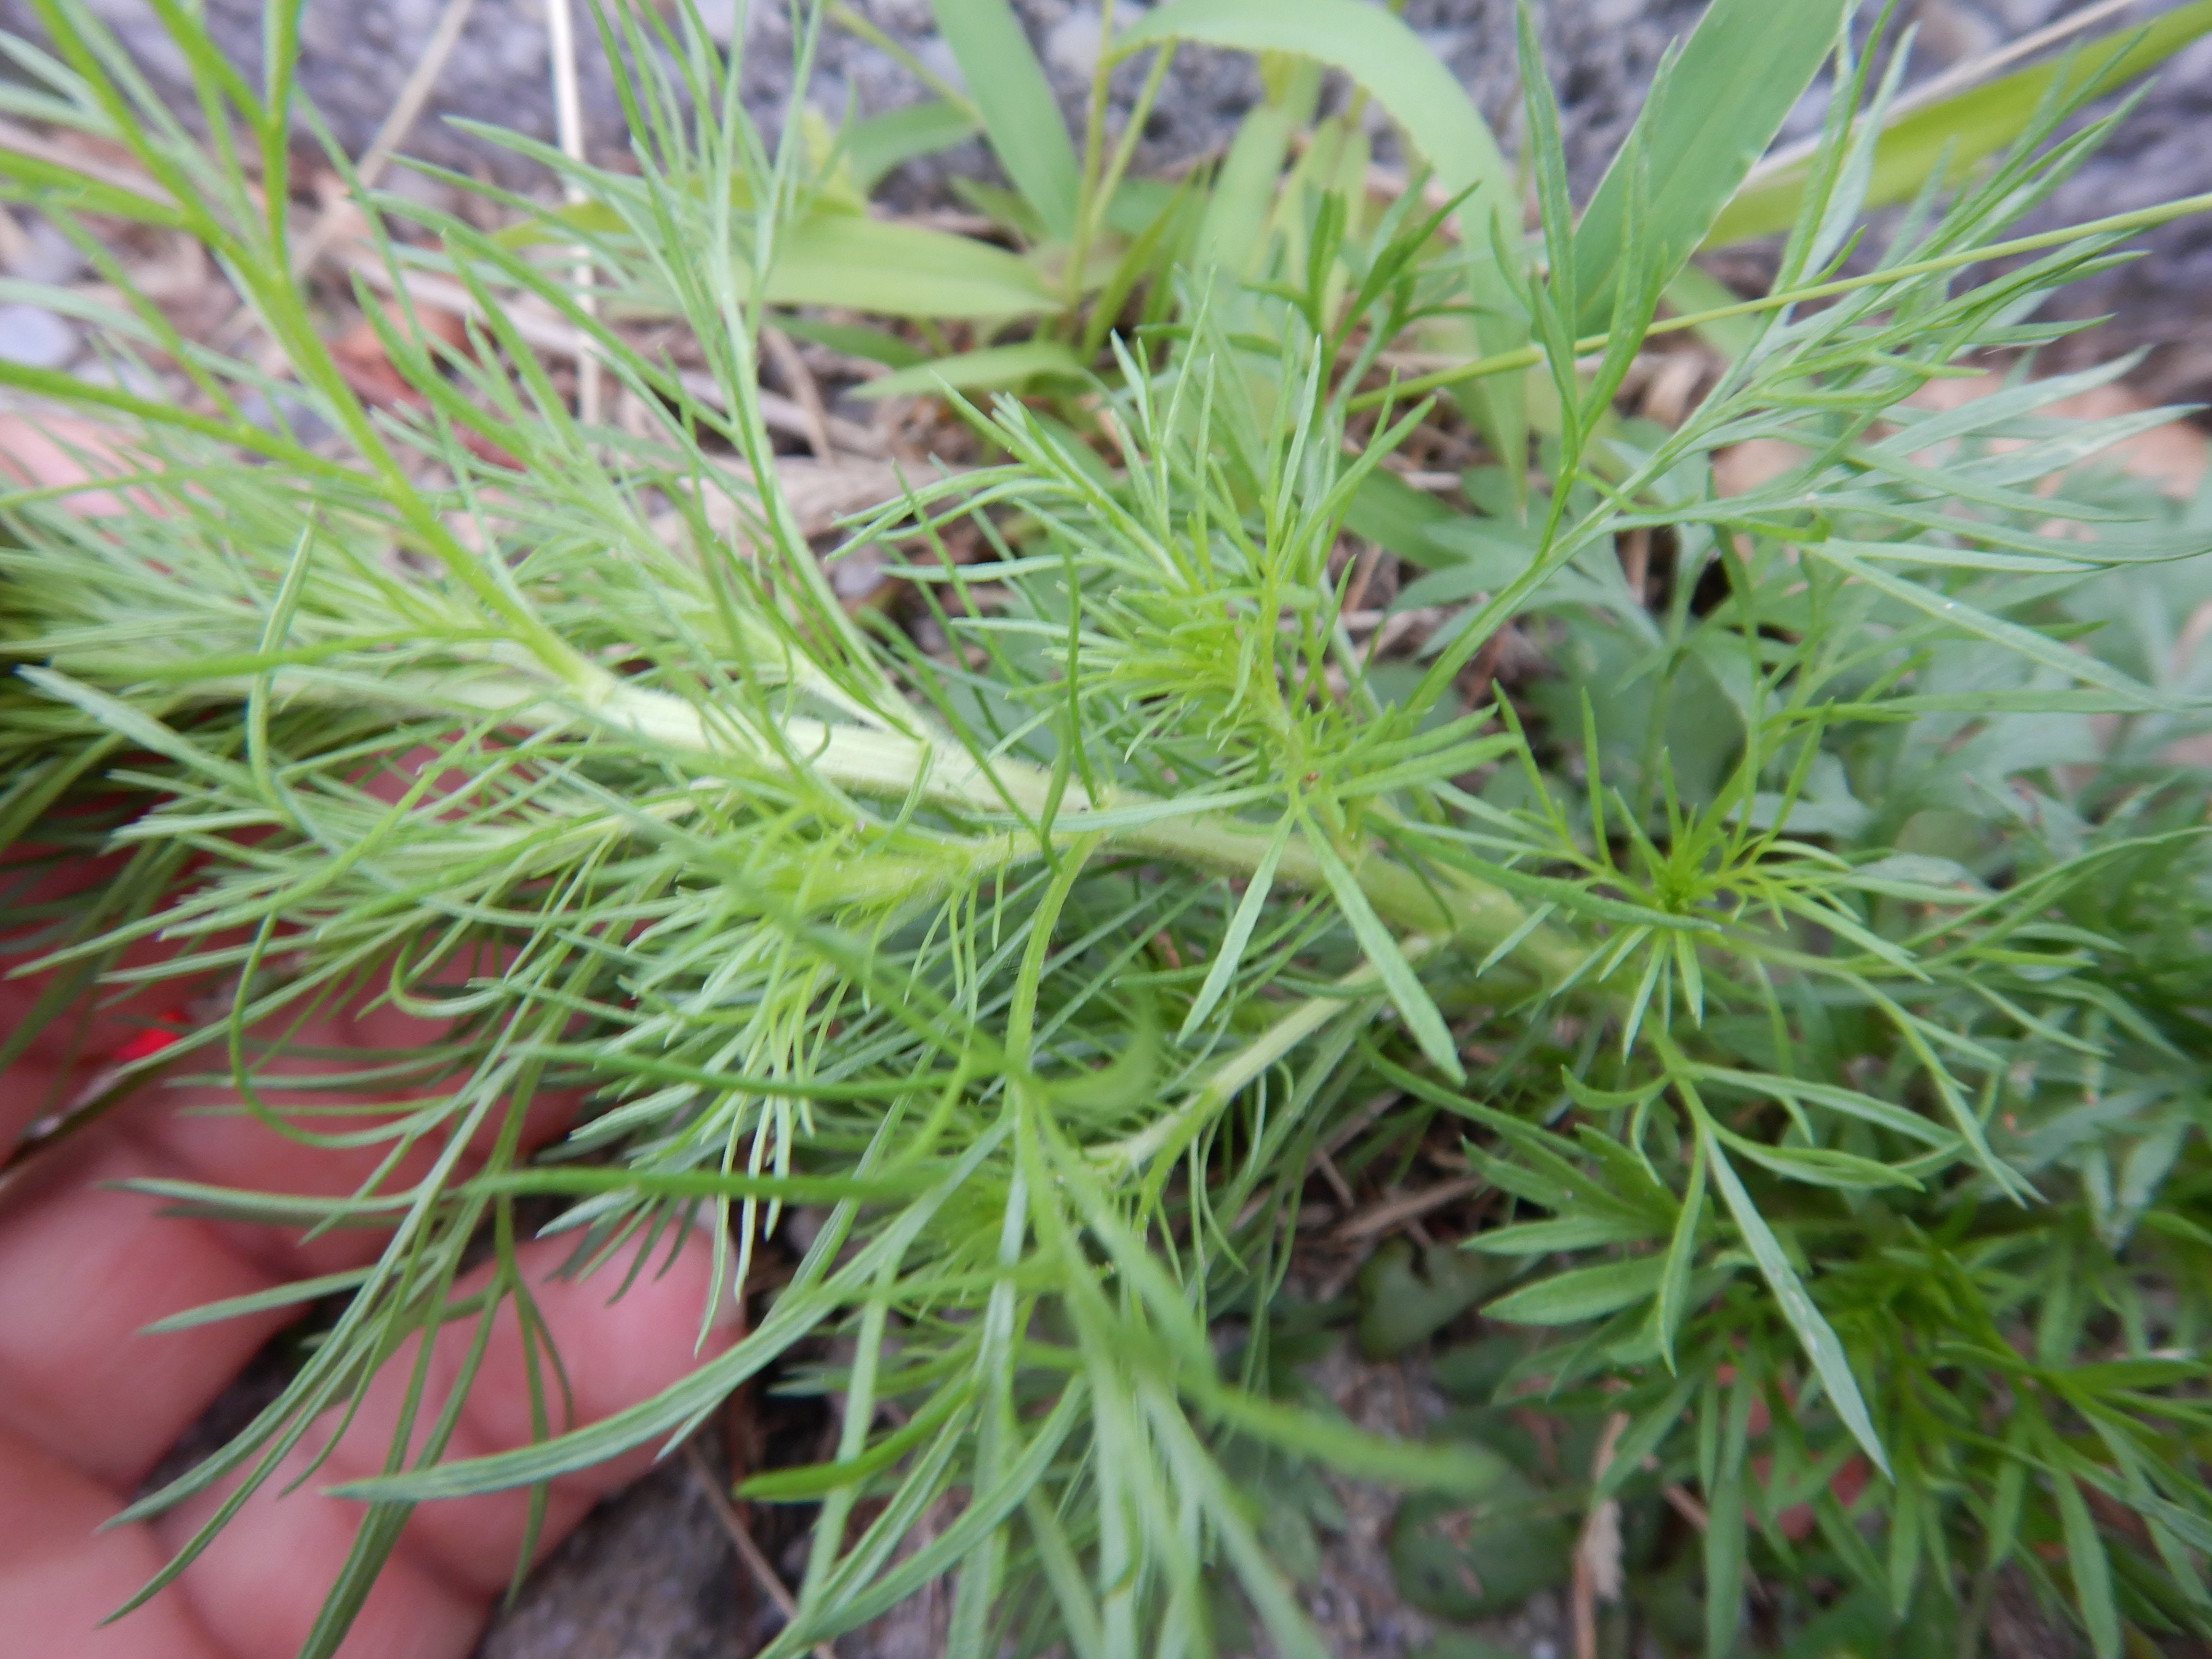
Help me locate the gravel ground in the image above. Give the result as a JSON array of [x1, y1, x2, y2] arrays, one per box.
[[10, 0, 2212, 392]]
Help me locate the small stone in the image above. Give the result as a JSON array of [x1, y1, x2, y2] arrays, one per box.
[[8, 218, 86, 286], [827, 542, 889, 601], [1044, 6, 1104, 79], [73, 358, 166, 400], [0, 303, 77, 370], [690, 0, 740, 42]]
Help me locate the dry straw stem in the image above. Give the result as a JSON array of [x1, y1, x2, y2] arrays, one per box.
[[545, 0, 601, 424]]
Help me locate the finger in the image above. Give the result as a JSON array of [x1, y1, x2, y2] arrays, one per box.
[[0, 1428, 227, 1659], [0, 1130, 289, 1489], [0, 1035, 582, 1487], [147, 1228, 736, 1659], [2, 761, 593, 1480], [0, 845, 212, 1151], [0, 410, 136, 516]]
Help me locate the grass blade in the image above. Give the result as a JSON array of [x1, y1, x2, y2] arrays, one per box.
[[1711, 0, 2212, 245], [1573, 0, 1849, 329], [931, 0, 1081, 241]]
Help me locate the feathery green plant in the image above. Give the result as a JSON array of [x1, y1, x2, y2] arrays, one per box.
[[1, 1, 2211, 1655]]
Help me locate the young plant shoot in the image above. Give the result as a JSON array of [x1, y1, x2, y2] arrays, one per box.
[[2, 1, 2212, 1655]]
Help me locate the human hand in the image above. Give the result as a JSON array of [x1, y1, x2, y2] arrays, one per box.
[[0, 882, 737, 1659], [0, 415, 735, 1658]]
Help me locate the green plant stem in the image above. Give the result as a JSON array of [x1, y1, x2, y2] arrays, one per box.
[[1064, 36, 1176, 320], [1350, 187, 2212, 410], [209, 659, 1583, 986], [1063, 0, 1121, 311]]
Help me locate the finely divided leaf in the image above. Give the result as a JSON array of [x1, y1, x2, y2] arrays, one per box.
[[1179, 812, 1293, 1040]]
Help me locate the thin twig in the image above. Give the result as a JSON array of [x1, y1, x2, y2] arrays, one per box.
[[1314, 1149, 1356, 1208], [336, 252, 881, 454], [761, 325, 837, 459], [292, 0, 479, 275], [1331, 1174, 1481, 1242], [685, 1441, 840, 1659], [1319, 1087, 1402, 1160], [1572, 1411, 1631, 1659], [339, 246, 577, 351], [545, 0, 601, 426], [675, 366, 887, 456], [1663, 1482, 1711, 1531]]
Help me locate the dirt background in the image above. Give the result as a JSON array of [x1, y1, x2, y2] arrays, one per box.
[[12, 0, 2212, 398]]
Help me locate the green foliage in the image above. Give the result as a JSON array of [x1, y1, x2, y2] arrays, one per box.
[[1570, 0, 1851, 330], [0, 3, 2211, 1658], [1709, 0, 2212, 245]]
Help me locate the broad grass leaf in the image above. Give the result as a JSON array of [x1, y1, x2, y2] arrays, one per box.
[[1484, 1255, 1666, 1325], [1119, 0, 1528, 465], [845, 99, 982, 195], [1573, 0, 1850, 330], [772, 315, 928, 369], [930, 0, 1081, 240], [762, 214, 1059, 318], [854, 340, 1088, 400], [1709, 0, 2212, 245], [1120, 0, 1513, 240], [1194, 96, 1303, 278]]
